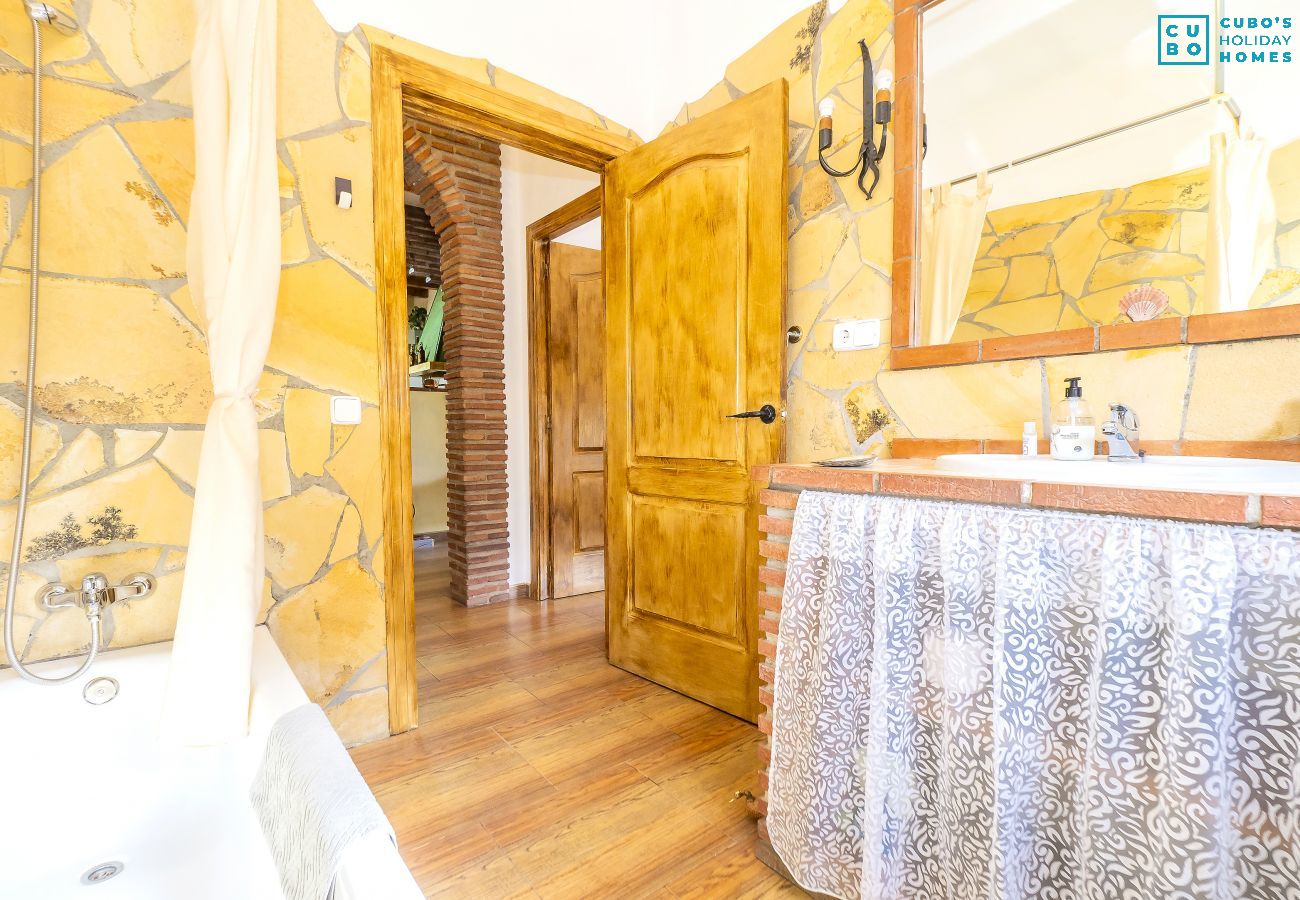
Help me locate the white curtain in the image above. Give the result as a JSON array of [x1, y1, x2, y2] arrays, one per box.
[[769, 490, 1300, 900], [1204, 130, 1276, 314], [162, 0, 280, 746], [919, 175, 991, 346]]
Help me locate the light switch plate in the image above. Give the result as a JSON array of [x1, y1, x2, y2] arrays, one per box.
[[330, 395, 363, 425], [832, 318, 881, 351]]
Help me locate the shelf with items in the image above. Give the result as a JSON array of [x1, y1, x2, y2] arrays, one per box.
[[408, 361, 448, 392]]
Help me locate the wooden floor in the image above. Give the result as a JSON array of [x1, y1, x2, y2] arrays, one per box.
[[351, 542, 803, 899]]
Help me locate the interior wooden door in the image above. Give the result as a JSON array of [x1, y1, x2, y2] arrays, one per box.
[[603, 80, 786, 721], [547, 241, 606, 598]]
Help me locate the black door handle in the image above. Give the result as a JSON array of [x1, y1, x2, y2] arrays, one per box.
[[728, 404, 777, 425]]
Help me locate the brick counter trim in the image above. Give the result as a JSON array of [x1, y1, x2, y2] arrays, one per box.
[[751, 489, 840, 900], [751, 496, 792, 823], [1262, 496, 1300, 528], [764, 463, 1300, 528]]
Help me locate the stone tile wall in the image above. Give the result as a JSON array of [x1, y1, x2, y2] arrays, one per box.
[[6, 0, 1294, 747], [949, 143, 1300, 342], [0, 0, 395, 744], [0, 0, 634, 745], [668, 0, 1300, 457]]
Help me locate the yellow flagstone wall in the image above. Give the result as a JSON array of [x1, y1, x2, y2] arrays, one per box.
[[667, 0, 1300, 454], [0, 0, 631, 745], [4, 0, 1298, 744], [949, 144, 1300, 342]]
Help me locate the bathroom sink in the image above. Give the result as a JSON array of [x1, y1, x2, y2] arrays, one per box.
[[933, 454, 1300, 493]]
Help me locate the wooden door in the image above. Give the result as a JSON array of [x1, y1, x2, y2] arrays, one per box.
[[547, 242, 606, 598], [604, 80, 786, 721]]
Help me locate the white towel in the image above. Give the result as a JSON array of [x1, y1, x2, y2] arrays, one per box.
[[250, 703, 396, 900]]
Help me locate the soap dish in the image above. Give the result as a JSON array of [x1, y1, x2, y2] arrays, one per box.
[[815, 454, 877, 468]]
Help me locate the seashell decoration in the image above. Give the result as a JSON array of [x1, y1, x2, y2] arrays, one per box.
[[1119, 284, 1171, 323]]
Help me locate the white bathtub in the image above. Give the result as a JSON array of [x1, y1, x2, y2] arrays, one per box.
[[0, 626, 420, 900]]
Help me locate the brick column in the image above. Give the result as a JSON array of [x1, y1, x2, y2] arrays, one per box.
[[404, 120, 510, 607]]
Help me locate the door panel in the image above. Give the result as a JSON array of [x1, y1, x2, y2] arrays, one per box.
[[548, 242, 606, 599], [629, 496, 746, 640], [628, 159, 743, 463], [572, 472, 605, 551], [574, 274, 605, 451], [605, 81, 786, 721]]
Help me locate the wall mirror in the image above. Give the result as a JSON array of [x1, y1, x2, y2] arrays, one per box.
[[891, 0, 1300, 367]]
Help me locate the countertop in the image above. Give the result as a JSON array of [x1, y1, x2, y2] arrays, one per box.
[[755, 459, 1300, 528]]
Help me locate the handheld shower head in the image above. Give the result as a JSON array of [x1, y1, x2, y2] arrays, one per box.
[[24, 1, 79, 34]]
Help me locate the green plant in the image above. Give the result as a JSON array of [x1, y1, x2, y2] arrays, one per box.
[[408, 305, 428, 332]]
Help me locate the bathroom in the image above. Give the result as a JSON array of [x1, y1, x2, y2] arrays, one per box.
[[2, 0, 1299, 896]]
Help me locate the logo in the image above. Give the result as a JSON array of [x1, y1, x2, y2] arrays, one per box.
[[1219, 16, 1293, 64], [1158, 14, 1211, 65]]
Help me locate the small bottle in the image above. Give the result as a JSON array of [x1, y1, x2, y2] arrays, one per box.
[[1022, 421, 1038, 456], [1051, 377, 1095, 461]]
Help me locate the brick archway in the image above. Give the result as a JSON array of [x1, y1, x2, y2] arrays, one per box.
[[403, 120, 509, 607]]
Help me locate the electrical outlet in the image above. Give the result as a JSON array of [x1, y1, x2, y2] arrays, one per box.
[[330, 395, 363, 425], [832, 319, 881, 351]]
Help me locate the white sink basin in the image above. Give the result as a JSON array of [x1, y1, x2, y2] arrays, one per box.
[[934, 454, 1300, 493]]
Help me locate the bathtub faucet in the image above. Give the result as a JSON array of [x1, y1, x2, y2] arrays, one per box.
[[40, 572, 155, 616]]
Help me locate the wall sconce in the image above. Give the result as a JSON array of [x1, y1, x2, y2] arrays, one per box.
[[817, 39, 892, 199]]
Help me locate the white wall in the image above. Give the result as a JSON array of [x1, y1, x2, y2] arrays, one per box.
[[557, 218, 601, 250], [500, 147, 600, 586], [315, 0, 811, 139]]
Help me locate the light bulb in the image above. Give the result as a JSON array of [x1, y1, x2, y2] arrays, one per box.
[[818, 97, 835, 118], [875, 69, 894, 92]]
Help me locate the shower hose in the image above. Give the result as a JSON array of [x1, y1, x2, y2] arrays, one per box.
[[3, 16, 103, 685]]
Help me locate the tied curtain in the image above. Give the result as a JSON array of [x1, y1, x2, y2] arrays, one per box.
[[162, 0, 280, 745], [768, 490, 1300, 900], [1204, 130, 1276, 314], [919, 175, 991, 346]]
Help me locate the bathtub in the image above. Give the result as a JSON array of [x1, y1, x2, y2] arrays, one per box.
[[0, 626, 420, 900]]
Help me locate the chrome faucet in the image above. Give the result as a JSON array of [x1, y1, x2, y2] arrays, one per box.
[[39, 572, 155, 614], [1101, 404, 1144, 462]]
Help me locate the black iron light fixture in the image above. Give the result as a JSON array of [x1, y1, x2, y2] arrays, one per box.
[[817, 39, 893, 199]]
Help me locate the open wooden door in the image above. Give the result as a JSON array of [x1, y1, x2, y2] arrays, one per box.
[[604, 80, 786, 721], [547, 242, 606, 599]]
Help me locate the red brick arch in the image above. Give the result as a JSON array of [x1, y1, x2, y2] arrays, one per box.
[[403, 120, 510, 607]]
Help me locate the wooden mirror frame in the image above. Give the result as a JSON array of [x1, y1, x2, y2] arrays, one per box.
[[889, 0, 1300, 370]]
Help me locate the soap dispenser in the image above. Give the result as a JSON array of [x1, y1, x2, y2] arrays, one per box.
[[1051, 377, 1095, 461]]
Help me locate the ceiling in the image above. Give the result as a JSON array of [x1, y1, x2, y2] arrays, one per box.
[[315, 0, 813, 139]]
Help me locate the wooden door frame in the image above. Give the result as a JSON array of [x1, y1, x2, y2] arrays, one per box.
[[526, 188, 603, 605], [371, 46, 637, 734]]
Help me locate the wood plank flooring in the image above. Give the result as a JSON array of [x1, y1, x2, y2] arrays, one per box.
[[352, 542, 803, 899]]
